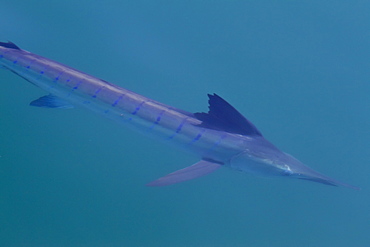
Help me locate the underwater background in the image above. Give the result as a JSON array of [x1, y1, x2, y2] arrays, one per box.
[[1, 1, 369, 246]]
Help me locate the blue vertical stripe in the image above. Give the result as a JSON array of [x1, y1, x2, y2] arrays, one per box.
[[92, 86, 104, 98], [167, 117, 188, 139], [132, 101, 146, 115], [112, 95, 124, 107], [190, 129, 205, 144]]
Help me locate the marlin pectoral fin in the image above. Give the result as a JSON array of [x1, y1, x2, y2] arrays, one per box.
[[146, 159, 223, 187], [30, 94, 74, 109]]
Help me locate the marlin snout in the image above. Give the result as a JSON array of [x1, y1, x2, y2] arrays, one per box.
[[287, 165, 360, 190]]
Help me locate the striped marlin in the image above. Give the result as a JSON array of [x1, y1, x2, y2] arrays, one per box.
[[0, 41, 358, 189]]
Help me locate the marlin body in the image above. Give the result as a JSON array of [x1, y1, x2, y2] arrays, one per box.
[[0, 42, 358, 189]]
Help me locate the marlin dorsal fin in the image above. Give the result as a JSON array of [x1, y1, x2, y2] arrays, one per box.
[[194, 94, 262, 136], [0, 41, 21, 50]]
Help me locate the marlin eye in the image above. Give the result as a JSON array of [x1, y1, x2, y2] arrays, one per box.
[[282, 165, 293, 176]]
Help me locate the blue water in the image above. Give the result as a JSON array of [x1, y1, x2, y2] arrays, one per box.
[[1, 1, 369, 246]]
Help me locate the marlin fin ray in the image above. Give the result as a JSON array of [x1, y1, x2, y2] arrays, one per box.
[[146, 159, 223, 187]]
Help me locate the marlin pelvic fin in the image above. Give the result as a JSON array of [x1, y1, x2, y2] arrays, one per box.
[[194, 94, 262, 136], [146, 159, 223, 187], [30, 94, 74, 109]]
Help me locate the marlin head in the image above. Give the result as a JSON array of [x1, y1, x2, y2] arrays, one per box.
[[229, 137, 359, 190], [280, 154, 360, 190]]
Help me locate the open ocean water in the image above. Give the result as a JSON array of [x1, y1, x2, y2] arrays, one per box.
[[1, 1, 369, 246]]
